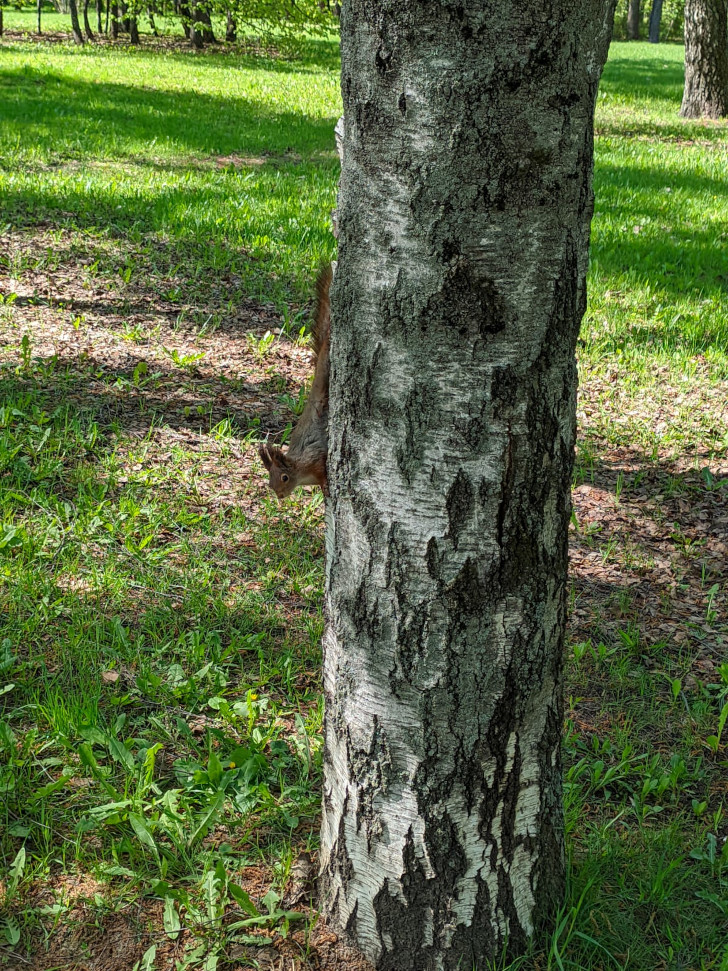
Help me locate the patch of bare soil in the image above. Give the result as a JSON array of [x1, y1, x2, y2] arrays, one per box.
[[0, 226, 315, 515]]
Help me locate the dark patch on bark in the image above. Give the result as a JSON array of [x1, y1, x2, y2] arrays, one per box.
[[374, 811, 473, 971], [375, 45, 394, 76], [446, 556, 487, 615], [445, 469, 474, 549], [425, 536, 443, 581], [426, 261, 508, 340], [396, 379, 436, 482]]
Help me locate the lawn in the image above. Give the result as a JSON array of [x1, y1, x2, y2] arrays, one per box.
[[0, 23, 727, 971]]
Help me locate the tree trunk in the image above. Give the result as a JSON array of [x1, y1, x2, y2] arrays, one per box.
[[226, 8, 236, 41], [148, 7, 158, 35], [680, 0, 728, 117], [129, 13, 139, 41], [68, 0, 85, 43], [197, 2, 215, 43], [189, 4, 203, 47], [37, 0, 42, 33], [648, 0, 663, 41], [110, 0, 118, 37], [83, 0, 95, 39], [0, 5, 3, 38], [178, 0, 190, 37], [319, 2, 616, 968], [96, 0, 102, 33], [627, 0, 641, 38]]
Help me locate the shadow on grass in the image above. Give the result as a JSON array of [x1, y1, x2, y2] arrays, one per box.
[[0, 65, 339, 160], [600, 53, 685, 104], [591, 158, 728, 313], [0, 350, 296, 445]]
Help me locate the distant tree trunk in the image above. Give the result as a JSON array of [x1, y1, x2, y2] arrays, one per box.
[[648, 0, 663, 41], [627, 0, 641, 38], [680, 0, 728, 117], [96, 0, 103, 33], [226, 8, 236, 41], [83, 0, 95, 38], [179, 0, 190, 37], [129, 12, 139, 41], [319, 1, 617, 968], [120, 0, 130, 33], [148, 7, 157, 34], [38, 0, 42, 33], [110, 0, 118, 37], [189, 2, 202, 46], [197, 1, 215, 42], [105, 0, 110, 32], [69, 0, 85, 43], [0, 4, 4, 36]]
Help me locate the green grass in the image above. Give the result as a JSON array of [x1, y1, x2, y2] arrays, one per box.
[[0, 33, 340, 306], [0, 29, 727, 971]]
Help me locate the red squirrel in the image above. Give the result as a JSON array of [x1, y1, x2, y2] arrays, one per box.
[[259, 263, 332, 498]]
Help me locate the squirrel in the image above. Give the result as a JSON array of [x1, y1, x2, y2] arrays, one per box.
[[259, 262, 332, 498]]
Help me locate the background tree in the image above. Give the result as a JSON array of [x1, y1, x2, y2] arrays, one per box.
[[82, 0, 95, 39], [680, 0, 728, 117], [649, 0, 664, 40], [320, 1, 615, 968], [226, 8, 236, 41], [628, 0, 641, 37], [68, 0, 84, 43]]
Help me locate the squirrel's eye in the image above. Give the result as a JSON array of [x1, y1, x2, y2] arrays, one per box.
[[281, 474, 289, 483]]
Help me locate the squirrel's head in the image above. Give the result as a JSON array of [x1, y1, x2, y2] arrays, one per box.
[[259, 444, 296, 499]]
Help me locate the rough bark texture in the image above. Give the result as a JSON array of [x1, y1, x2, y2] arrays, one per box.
[[627, 0, 641, 38], [319, 2, 615, 969], [649, 0, 663, 41], [680, 0, 728, 117], [68, 0, 84, 44]]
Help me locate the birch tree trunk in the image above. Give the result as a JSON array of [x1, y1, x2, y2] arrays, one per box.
[[680, 0, 728, 118], [319, 2, 615, 968]]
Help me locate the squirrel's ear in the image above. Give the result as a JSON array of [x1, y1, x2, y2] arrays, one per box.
[[268, 445, 289, 470], [259, 445, 272, 470]]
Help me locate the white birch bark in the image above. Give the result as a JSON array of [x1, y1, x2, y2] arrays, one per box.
[[320, 3, 615, 968]]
